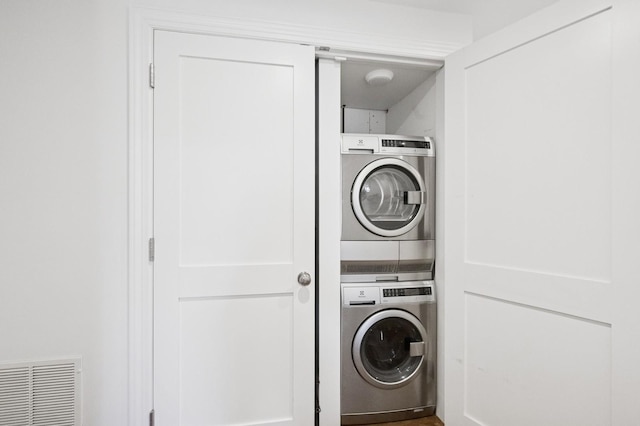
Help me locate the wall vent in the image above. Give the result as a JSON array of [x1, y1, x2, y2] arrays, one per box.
[[0, 359, 81, 426]]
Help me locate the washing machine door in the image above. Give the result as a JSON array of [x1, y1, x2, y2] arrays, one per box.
[[352, 309, 427, 389], [352, 158, 426, 237]]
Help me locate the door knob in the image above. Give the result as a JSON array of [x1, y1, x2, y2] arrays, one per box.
[[297, 272, 312, 286]]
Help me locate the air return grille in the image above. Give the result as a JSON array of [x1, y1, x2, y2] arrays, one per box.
[[0, 359, 80, 426], [0, 367, 29, 425]]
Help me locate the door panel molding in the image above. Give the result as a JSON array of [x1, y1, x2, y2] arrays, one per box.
[[445, 0, 640, 425], [151, 29, 314, 425], [463, 292, 611, 426]]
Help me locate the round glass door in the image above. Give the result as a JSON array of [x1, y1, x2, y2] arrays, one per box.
[[352, 158, 426, 237], [352, 309, 427, 389]]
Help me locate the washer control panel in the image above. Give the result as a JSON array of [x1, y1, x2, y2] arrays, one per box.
[[381, 138, 430, 149], [341, 133, 435, 157], [343, 281, 435, 305], [382, 286, 431, 297]]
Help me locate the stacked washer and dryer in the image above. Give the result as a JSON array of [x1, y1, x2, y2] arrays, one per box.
[[340, 133, 436, 425]]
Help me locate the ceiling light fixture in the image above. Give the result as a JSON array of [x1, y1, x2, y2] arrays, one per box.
[[365, 69, 394, 86]]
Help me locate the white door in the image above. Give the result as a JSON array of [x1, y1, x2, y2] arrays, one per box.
[[444, 0, 640, 425], [153, 31, 315, 426]]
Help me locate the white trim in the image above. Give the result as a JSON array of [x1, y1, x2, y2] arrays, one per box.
[[315, 48, 444, 69], [127, 7, 461, 426], [128, 8, 155, 426], [317, 58, 343, 426], [129, 8, 463, 61]]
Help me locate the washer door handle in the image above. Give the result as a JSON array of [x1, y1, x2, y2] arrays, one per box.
[[297, 272, 312, 286], [409, 341, 425, 357]]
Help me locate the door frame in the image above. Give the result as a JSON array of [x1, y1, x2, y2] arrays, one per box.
[[127, 8, 456, 426]]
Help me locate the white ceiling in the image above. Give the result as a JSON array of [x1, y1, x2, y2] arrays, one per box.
[[370, 0, 560, 39], [341, 0, 561, 110]]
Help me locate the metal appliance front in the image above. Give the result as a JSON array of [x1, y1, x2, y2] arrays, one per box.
[[351, 158, 426, 238], [341, 281, 436, 425], [341, 134, 435, 279], [342, 153, 435, 242], [352, 309, 427, 389]]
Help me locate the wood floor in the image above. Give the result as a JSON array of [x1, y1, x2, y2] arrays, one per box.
[[373, 416, 444, 426]]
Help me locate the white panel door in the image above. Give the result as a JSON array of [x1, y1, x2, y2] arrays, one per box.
[[153, 31, 315, 426], [444, 0, 640, 425]]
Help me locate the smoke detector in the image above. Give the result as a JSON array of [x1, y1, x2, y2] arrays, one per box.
[[365, 69, 394, 86]]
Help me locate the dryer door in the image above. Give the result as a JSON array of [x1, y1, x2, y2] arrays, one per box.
[[352, 158, 426, 237], [352, 309, 427, 389]]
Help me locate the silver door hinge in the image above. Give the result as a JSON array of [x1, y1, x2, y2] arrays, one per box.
[[149, 63, 155, 89], [149, 409, 155, 426], [148, 237, 155, 262]]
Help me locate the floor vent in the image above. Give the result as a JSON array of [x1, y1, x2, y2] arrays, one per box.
[[0, 359, 81, 426]]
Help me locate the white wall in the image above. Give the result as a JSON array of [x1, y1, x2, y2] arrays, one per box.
[[370, 0, 560, 40], [387, 72, 439, 137], [434, 69, 446, 420], [135, 0, 472, 50], [0, 1, 470, 424], [0, 1, 129, 425], [385, 69, 446, 419], [468, 0, 559, 39]]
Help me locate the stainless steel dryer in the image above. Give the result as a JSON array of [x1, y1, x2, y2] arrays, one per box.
[[341, 134, 435, 241], [341, 134, 436, 279], [341, 280, 436, 425]]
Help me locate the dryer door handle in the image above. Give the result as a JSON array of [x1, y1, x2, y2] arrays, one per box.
[[409, 341, 425, 357], [404, 191, 426, 205]]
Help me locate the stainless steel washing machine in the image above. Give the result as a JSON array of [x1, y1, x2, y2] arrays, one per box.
[[341, 280, 436, 425], [341, 134, 436, 279]]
